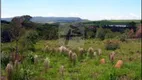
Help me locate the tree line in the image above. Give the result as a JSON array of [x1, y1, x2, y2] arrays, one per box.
[[1, 15, 141, 43]]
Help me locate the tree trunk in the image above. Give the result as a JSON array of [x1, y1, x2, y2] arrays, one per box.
[[15, 39, 18, 60]]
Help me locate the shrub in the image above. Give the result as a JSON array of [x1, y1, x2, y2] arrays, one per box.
[[105, 32, 121, 39], [104, 29, 115, 39], [120, 34, 127, 42], [12, 67, 33, 80], [1, 51, 10, 68], [27, 52, 34, 64], [104, 40, 120, 50], [95, 27, 105, 40], [20, 30, 39, 52], [109, 70, 117, 80], [105, 33, 114, 39]]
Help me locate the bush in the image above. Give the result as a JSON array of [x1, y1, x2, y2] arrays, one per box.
[[105, 33, 115, 39], [104, 40, 120, 50], [1, 51, 10, 68], [105, 32, 121, 39], [120, 35, 127, 42], [27, 52, 34, 64], [12, 67, 33, 80], [20, 30, 39, 52], [95, 27, 105, 40]]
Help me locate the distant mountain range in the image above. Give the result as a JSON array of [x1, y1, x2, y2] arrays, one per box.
[[1, 17, 89, 23]]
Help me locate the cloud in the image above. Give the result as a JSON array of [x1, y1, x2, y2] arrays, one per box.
[[98, 14, 141, 20], [47, 13, 57, 17], [69, 12, 80, 17], [129, 13, 139, 18]]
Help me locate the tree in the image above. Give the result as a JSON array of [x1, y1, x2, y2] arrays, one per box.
[[1, 23, 12, 42], [21, 15, 32, 22], [10, 17, 25, 54], [10, 15, 32, 60], [128, 21, 136, 32], [87, 31, 94, 38], [95, 27, 105, 40], [21, 15, 35, 29], [36, 23, 59, 40]]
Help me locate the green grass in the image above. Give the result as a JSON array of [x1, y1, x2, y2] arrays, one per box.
[[1, 39, 141, 80], [109, 20, 141, 23]]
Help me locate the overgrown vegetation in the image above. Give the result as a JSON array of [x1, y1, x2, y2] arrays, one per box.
[[1, 15, 141, 80], [104, 40, 120, 50]]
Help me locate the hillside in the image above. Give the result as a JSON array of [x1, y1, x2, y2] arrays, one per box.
[[1, 17, 86, 23]]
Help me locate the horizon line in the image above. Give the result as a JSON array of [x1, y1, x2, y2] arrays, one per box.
[[1, 15, 141, 21]]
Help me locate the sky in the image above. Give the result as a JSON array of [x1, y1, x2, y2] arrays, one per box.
[[1, 0, 141, 20]]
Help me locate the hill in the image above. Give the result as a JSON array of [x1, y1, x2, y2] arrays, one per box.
[[1, 17, 87, 23]]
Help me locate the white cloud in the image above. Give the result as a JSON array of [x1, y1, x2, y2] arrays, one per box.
[[69, 12, 80, 17], [129, 13, 139, 18], [97, 14, 141, 20], [47, 13, 57, 17]]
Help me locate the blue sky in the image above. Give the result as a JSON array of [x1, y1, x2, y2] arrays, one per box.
[[2, 0, 141, 20]]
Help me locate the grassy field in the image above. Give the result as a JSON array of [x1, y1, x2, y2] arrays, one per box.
[[109, 20, 141, 23], [1, 39, 141, 80]]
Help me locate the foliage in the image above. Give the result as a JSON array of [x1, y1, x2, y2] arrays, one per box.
[[95, 27, 105, 40], [120, 34, 127, 42], [1, 51, 10, 68], [86, 30, 95, 38], [36, 23, 59, 40], [10, 17, 25, 41], [1, 15, 141, 79], [95, 28, 116, 40], [1, 15, 140, 43], [1, 23, 12, 42], [104, 29, 115, 39], [20, 30, 39, 52], [1, 39, 141, 79], [26, 51, 34, 64], [12, 65, 33, 80], [104, 40, 120, 50], [109, 69, 117, 80]]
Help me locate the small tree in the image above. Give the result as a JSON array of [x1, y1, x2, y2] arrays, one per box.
[[10, 17, 25, 56], [95, 27, 105, 40], [10, 15, 32, 60], [87, 31, 94, 38]]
